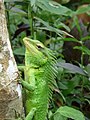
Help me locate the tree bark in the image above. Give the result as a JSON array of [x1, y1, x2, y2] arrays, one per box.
[[0, 1, 24, 119]]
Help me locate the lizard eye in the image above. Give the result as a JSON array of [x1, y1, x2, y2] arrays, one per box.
[[37, 45, 42, 48], [36, 45, 43, 49]]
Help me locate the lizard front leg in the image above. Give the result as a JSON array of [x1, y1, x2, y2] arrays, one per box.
[[21, 79, 35, 91], [25, 108, 36, 120], [21, 68, 36, 91], [22, 68, 36, 120]]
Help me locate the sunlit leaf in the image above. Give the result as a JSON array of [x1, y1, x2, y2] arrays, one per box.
[[36, 0, 74, 16], [55, 106, 85, 120]]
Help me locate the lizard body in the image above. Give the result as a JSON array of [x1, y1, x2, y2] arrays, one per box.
[[22, 37, 57, 120]]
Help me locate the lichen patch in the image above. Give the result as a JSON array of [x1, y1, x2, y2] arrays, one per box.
[[6, 60, 16, 80], [0, 53, 4, 59], [16, 84, 22, 98], [0, 64, 3, 72]]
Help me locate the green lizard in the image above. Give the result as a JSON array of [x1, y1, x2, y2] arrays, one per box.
[[21, 37, 57, 120]]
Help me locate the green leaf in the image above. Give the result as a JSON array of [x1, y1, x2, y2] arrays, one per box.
[[56, 22, 70, 32], [74, 46, 90, 55], [81, 36, 90, 42], [62, 75, 82, 95], [56, 106, 85, 120], [54, 112, 67, 120], [57, 62, 87, 76], [81, 0, 90, 3], [11, 7, 27, 16], [86, 64, 90, 77], [35, 17, 72, 37], [30, 0, 37, 7], [13, 47, 25, 56], [75, 4, 90, 15], [60, 38, 79, 42], [4, 0, 23, 2], [36, 0, 74, 16]]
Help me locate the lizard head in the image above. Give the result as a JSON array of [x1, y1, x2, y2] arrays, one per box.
[[23, 37, 49, 66]]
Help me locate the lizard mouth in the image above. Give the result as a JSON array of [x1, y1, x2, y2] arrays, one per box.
[[23, 37, 37, 53], [23, 37, 30, 47]]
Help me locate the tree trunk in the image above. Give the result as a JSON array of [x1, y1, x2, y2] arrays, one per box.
[[0, 1, 24, 119]]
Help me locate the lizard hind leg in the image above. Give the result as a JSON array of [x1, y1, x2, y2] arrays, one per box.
[[25, 108, 36, 120]]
